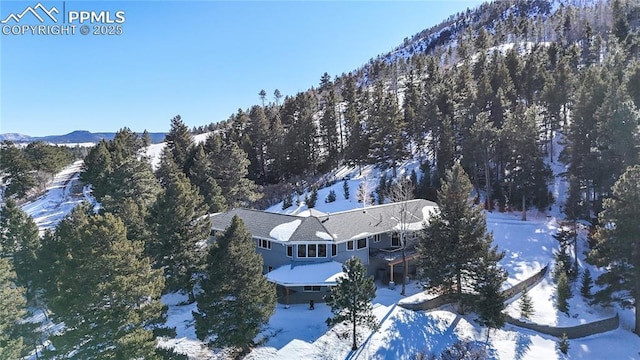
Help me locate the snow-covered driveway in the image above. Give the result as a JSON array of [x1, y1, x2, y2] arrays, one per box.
[[21, 160, 88, 233]]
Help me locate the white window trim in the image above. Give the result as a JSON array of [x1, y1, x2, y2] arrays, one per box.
[[357, 238, 367, 250], [297, 243, 328, 258], [258, 239, 271, 250], [346, 240, 354, 251]]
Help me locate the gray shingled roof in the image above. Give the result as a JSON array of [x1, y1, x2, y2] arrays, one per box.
[[209, 199, 438, 243]]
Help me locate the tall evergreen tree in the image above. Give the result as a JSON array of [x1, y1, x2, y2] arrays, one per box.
[[0, 257, 26, 360], [474, 252, 508, 338], [519, 288, 534, 319], [282, 92, 319, 176], [418, 163, 504, 313], [325, 257, 379, 351], [0, 199, 40, 300], [588, 165, 640, 335], [188, 143, 227, 213], [165, 115, 194, 173], [206, 134, 259, 208], [319, 89, 340, 170], [194, 216, 276, 356], [80, 140, 113, 200], [0, 141, 35, 199], [149, 159, 211, 299], [41, 208, 164, 359], [247, 105, 270, 183], [502, 105, 552, 219], [343, 78, 369, 172]]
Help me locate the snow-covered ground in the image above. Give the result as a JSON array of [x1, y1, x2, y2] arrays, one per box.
[[20, 160, 90, 234], [144, 132, 212, 170], [19, 154, 640, 359]]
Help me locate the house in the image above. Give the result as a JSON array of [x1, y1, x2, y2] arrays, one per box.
[[209, 199, 438, 304]]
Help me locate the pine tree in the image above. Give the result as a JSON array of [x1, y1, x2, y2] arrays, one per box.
[[580, 268, 593, 299], [149, 155, 211, 299], [194, 216, 276, 355], [474, 248, 508, 336], [501, 105, 552, 219], [0, 258, 26, 360], [80, 140, 113, 200], [343, 77, 368, 172], [319, 89, 340, 169], [325, 257, 379, 351], [520, 288, 534, 319], [0, 141, 35, 199], [165, 115, 194, 173], [188, 144, 227, 213], [326, 189, 337, 203], [259, 89, 267, 107], [343, 179, 350, 199], [557, 332, 570, 355], [142, 129, 152, 147], [0, 199, 40, 300], [41, 208, 164, 359], [556, 271, 571, 314], [247, 105, 270, 183], [101, 156, 161, 213], [588, 165, 640, 334], [110, 127, 144, 163], [207, 134, 260, 208], [306, 187, 318, 208], [282, 193, 293, 210], [418, 163, 504, 313]]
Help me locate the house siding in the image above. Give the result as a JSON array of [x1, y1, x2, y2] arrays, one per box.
[[333, 239, 369, 265], [255, 240, 291, 274]]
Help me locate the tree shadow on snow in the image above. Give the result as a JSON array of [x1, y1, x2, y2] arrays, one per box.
[[514, 332, 532, 360], [371, 310, 462, 359]]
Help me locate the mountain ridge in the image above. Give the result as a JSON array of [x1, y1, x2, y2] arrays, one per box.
[[0, 130, 167, 144]]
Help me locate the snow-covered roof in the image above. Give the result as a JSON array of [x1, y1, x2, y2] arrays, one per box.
[[266, 261, 345, 286], [209, 199, 438, 243]]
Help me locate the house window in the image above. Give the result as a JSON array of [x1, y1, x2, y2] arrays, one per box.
[[297, 244, 328, 258], [298, 244, 307, 258], [391, 233, 400, 247], [357, 238, 367, 249], [332, 244, 337, 257], [308, 244, 317, 257], [318, 244, 327, 257], [347, 241, 354, 251], [258, 239, 271, 249], [368, 234, 381, 243], [286, 245, 293, 257], [303, 286, 321, 292]]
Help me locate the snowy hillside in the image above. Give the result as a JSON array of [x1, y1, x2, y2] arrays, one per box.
[[157, 155, 638, 359], [144, 132, 212, 170]]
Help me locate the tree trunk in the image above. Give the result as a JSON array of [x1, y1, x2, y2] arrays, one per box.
[[549, 128, 554, 163], [352, 312, 358, 350], [573, 221, 578, 274], [401, 243, 407, 296], [456, 270, 463, 314], [636, 291, 640, 336], [521, 193, 527, 221], [485, 160, 491, 211]]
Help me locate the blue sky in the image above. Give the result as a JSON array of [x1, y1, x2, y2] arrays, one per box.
[[1, 1, 484, 137]]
